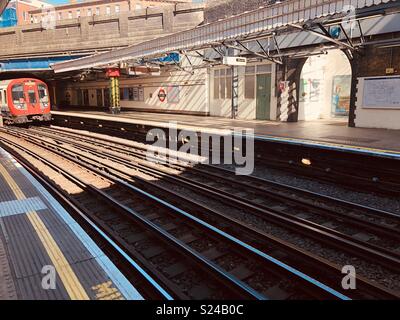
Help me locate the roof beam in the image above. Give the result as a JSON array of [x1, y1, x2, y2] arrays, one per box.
[[288, 23, 355, 51], [52, 0, 397, 73]]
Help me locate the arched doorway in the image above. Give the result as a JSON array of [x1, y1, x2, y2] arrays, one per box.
[[298, 49, 352, 122]]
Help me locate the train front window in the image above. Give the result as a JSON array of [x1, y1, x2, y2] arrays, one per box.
[[11, 84, 24, 103], [38, 84, 49, 107], [28, 90, 37, 104]]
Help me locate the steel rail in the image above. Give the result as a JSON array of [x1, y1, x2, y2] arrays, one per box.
[[0, 128, 352, 300], [20, 127, 400, 271], [1, 135, 268, 300]]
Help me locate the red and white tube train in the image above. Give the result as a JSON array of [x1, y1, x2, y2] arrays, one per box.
[[0, 78, 51, 124]]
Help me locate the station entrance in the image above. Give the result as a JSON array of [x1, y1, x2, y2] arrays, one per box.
[[298, 49, 351, 123]]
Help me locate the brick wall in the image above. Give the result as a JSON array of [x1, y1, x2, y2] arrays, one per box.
[[352, 34, 400, 77], [0, 3, 204, 58]]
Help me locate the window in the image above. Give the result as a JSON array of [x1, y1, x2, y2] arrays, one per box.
[[257, 64, 272, 74], [58, 12, 62, 20], [115, 5, 120, 14], [128, 88, 134, 101], [38, 84, 49, 108], [28, 90, 37, 104], [68, 11, 72, 19], [122, 88, 129, 100], [226, 68, 232, 99], [213, 68, 232, 100], [87, 9, 92, 16], [76, 10, 80, 18], [23, 12, 28, 21], [96, 7, 100, 15], [106, 6, 111, 15], [244, 66, 255, 99], [127, 87, 144, 101], [213, 70, 219, 99], [12, 84, 24, 104], [33, 16, 38, 23]]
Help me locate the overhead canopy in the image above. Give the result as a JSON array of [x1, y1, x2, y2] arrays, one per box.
[[52, 0, 398, 73]]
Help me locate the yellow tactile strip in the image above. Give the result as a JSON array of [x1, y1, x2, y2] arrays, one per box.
[[0, 162, 89, 300]]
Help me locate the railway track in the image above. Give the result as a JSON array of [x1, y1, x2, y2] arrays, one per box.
[[25, 126, 400, 266], [0, 127, 355, 300], [52, 114, 400, 196], [1, 126, 399, 299]]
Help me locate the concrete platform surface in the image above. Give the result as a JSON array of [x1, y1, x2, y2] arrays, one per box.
[[52, 110, 400, 157], [0, 147, 144, 300]]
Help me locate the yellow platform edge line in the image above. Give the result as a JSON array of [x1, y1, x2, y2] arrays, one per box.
[[0, 162, 89, 300]]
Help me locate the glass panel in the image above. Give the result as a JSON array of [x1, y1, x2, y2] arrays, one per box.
[[245, 66, 255, 74], [226, 68, 232, 76], [128, 88, 134, 101], [138, 87, 144, 101], [220, 77, 226, 99], [257, 64, 272, 74], [38, 84, 49, 103], [213, 77, 219, 100], [244, 75, 255, 99], [123, 88, 129, 100], [220, 69, 226, 76], [133, 87, 139, 101], [28, 90, 37, 104], [214, 69, 220, 77], [226, 76, 232, 99], [11, 84, 24, 103]]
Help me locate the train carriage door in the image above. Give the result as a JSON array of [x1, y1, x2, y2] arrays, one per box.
[[256, 74, 271, 120], [24, 81, 39, 113]]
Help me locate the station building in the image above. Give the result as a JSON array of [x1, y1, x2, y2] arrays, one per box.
[[29, 0, 400, 130]]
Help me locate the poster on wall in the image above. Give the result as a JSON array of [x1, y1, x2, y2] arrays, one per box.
[[299, 79, 321, 102], [167, 85, 180, 104], [138, 87, 144, 101], [362, 76, 400, 108], [132, 87, 139, 101], [309, 79, 321, 102], [331, 75, 351, 116]]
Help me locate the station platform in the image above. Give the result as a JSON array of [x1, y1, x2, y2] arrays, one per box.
[[52, 110, 400, 159], [0, 147, 143, 300]]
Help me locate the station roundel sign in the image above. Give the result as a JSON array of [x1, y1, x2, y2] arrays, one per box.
[[158, 88, 167, 102]]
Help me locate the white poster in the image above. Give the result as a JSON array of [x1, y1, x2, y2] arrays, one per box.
[[362, 76, 400, 109]]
